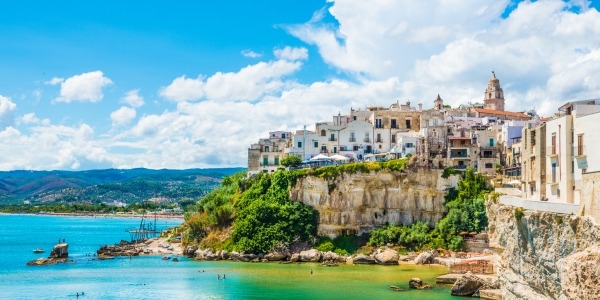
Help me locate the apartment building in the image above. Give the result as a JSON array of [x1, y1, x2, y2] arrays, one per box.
[[247, 131, 292, 175]]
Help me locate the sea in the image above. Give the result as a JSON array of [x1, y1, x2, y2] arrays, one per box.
[[0, 214, 459, 300]]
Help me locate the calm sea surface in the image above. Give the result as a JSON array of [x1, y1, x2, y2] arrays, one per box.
[[0, 214, 459, 300]]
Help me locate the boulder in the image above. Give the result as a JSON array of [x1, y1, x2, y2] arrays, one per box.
[[451, 273, 490, 296], [265, 252, 287, 261], [299, 249, 321, 262], [352, 253, 376, 264], [290, 253, 300, 262], [229, 251, 241, 261], [414, 251, 434, 265], [184, 246, 198, 257], [321, 251, 338, 262], [409, 277, 430, 289], [220, 250, 230, 260], [374, 248, 399, 265], [50, 243, 69, 258]]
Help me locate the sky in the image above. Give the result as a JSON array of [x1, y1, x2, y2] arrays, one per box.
[[1, 0, 599, 171]]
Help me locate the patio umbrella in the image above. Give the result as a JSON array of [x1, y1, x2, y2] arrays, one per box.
[[330, 154, 350, 161], [310, 154, 331, 161]]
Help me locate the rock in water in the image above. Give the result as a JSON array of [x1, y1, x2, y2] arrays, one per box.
[[409, 278, 430, 289], [352, 254, 376, 264], [451, 274, 486, 296]]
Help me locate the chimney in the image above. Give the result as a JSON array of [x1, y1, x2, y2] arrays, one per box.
[[418, 103, 423, 111]]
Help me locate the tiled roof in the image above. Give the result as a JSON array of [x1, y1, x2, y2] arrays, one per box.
[[473, 108, 531, 119]]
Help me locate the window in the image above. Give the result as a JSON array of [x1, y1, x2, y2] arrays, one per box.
[[353, 116, 357, 121], [391, 135, 396, 143], [333, 147, 337, 153], [350, 132, 356, 142], [297, 141, 302, 148], [551, 133, 556, 154], [489, 138, 494, 147], [321, 129, 326, 136], [376, 133, 382, 143], [578, 134, 584, 155], [330, 133, 336, 141], [274, 156, 279, 165], [485, 163, 493, 169], [391, 119, 397, 129], [263, 156, 268, 166], [364, 132, 370, 142], [314, 141, 318, 148], [281, 133, 286, 138], [375, 119, 383, 128], [321, 145, 327, 153], [405, 118, 411, 129], [353, 145, 359, 151]]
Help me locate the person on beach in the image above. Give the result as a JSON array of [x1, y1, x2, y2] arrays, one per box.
[[310, 269, 313, 275]]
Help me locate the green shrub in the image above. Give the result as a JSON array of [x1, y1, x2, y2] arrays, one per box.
[[515, 207, 524, 221]]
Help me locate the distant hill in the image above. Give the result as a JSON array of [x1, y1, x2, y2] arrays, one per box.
[[0, 168, 246, 205]]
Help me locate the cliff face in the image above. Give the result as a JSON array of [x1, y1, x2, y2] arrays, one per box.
[[487, 202, 600, 300], [290, 169, 458, 237]]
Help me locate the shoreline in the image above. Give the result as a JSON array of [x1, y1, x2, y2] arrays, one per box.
[[0, 212, 185, 220]]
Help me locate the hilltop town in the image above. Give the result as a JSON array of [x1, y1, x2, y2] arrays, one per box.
[[249, 73, 600, 213]]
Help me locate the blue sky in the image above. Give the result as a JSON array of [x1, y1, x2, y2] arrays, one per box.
[[1, 0, 600, 170]]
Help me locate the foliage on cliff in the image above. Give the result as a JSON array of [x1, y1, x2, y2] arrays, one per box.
[[368, 167, 491, 251], [295, 158, 409, 180], [182, 170, 318, 253]]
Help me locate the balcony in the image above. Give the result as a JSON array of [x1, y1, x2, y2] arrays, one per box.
[[376, 139, 383, 143], [364, 138, 371, 143], [349, 137, 356, 142], [328, 137, 337, 142], [453, 165, 467, 170], [450, 153, 468, 158]]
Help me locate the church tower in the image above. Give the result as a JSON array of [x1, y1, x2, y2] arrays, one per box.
[[434, 94, 444, 110], [483, 71, 505, 111]]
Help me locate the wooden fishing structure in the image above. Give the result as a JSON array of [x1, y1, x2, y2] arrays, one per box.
[[126, 213, 160, 242]]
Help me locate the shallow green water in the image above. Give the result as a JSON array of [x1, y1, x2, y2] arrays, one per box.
[[0, 214, 460, 299]]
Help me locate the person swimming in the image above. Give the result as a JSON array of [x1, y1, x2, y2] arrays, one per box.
[[223, 274, 226, 279], [217, 274, 220, 280]]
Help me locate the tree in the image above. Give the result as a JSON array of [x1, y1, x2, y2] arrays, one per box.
[[281, 155, 302, 167]]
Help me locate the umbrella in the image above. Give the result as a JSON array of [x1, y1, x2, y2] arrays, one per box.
[[310, 154, 331, 161], [330, 154, 350, 161]]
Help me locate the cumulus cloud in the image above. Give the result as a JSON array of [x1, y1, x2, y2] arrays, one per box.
[[241, 49, 262, 58], [122, 89, 144, 108], [110, 106, 136, 125], [0, 95, 17, 129], [274, 46, 308, 61], [160, 76, 204, 102], [18, 113, 50, 126], [54, 71, 113, 103]]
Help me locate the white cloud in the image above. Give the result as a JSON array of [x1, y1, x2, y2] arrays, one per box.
[[241, 49, 262, 58], [45, 77, 64, 85], [0, 95, 17, 129], [19, 113, 50, 126], [54, 71, 113, 103], [274, 46, 308, 61], [122, 89, 144, 108], [159, 76, 204, 102], [110, 106, 137, 125]]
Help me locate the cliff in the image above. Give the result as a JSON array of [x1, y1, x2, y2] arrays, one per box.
[[487, 202, 600, 300], [290, 168, 459, 237]]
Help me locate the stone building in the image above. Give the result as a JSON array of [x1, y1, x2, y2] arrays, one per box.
[[247, 131, 291, 175], [521, 122, 546, 200], [483, 71, 505, 111]]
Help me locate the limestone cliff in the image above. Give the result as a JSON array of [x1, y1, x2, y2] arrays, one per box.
[[487, 202, 600, 300], [290, 168, 458, 237]]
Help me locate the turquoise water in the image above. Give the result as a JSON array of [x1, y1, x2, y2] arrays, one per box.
[[0, 215, 458, 299]]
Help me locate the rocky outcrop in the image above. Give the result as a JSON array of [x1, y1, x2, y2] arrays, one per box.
[[290, 169, 459, 237], [27, 243, 72, 266], [409, 277, 430, 289], [487, 202, 600, 300], [98, 240, 143, 257]]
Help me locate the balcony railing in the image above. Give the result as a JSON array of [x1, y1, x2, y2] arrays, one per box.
[[328, 137, 337, 142], [349, 137, 356, 142], [364, 138, 371, 142], [450, 153, 468, 158], [376, 139, 383, 143], [453, 165, 467, 170], [547, 146, 557, 156], [572, 145, 586, 156]]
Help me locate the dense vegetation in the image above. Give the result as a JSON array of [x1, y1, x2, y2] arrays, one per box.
[[368, 167, 491, 251], [182, 170, 318, 253], [0, 202, 180, 214]]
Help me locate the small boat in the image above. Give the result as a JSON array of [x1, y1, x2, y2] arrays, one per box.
[[162, 255, 170, 260], [33, 248, 45, 253]]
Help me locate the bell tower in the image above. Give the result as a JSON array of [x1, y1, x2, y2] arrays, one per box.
[[434, 94, 444, 110], [483, 71, 505, 111]]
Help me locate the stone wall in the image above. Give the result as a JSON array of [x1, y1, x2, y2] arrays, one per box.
[[487, 201, 600, 300], [581, 171, 600, 223], [290, 168, 459, 237]]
